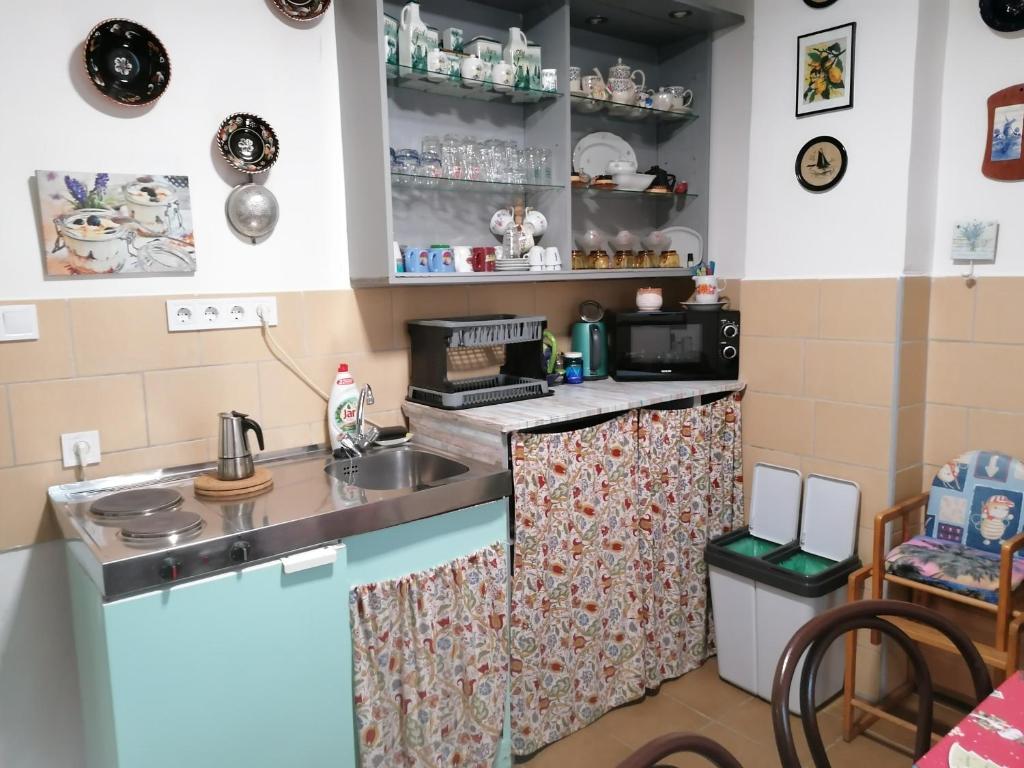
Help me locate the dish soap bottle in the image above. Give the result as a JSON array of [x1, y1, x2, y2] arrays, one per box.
[[328, 363, 359, 451]]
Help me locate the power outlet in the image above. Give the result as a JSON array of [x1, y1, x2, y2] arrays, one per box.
[[61, 430, 102, 468], [166, 297, 278, 332]]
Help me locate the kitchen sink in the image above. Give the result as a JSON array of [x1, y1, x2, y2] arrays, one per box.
[[324, 448, 470, 491]]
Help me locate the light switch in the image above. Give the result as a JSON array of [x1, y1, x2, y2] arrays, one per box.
[[0, 305, 40, 341]]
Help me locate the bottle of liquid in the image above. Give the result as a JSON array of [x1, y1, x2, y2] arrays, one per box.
[[327, 363, 359, 451]]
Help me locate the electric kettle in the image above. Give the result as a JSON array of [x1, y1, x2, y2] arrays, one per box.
[[570, 300, 608, 380], [217, 411, 265, 481]]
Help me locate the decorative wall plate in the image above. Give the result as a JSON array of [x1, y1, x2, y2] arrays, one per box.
[[979, 0, 1024, 32], [270, 0, 332, 22], [803, 0, 839, 7], [795, 135, 847, 192], [84, 19, 170, 106], [982, 83, 1024, 181], [216, 113, 279, 175]]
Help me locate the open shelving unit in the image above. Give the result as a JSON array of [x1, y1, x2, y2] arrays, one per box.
[[334, 0, 743, 286]]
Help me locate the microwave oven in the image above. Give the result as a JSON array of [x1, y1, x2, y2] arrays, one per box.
[[610, 310, 740, 381]]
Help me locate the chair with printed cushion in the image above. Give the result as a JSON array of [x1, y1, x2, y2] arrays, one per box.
[[843, 450, 1024, 743]]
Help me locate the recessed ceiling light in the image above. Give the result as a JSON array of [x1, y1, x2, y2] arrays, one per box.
[[669, 9, 692, 18], [586, 14, 608, 25]]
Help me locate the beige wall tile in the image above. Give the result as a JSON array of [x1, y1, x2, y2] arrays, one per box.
[[923, 404, 968, 466], [967, 409, 1024, 458], [926, 341, 1024, 411], [0, 387, 11, 467], [738, 280, 819, 338], [928, 277, 974, 341], [533, 281, 623, 343], [101, 440, 211, 475], [0, 462, 71, 549], [819, 279, 899, 342], [804, 340, 894, 406], [973, 277, 1024, 344], [895, 404, 925, 470], [351, 349, 410, 415], [894, 465, 925, 505], [813, 401, 892, 470], [0, 301, 74, 384], [901, 276, 931, 341], [199, 292, 307, 365], [391, 286, 469, 348], [922, 463, 940, 491], [802, 457, 890, 525], [145, 365, 260, 444], [303, 289, 393, 358], [10, 375, 147, 464], [261, 423, 319, 452], [71, 296, 200, 375], [742, 392, 814, 455], [258, 356, 337, 429], [898, 341, 927, 406], [738, 337, 803, 396], [467, 283, 536, 317]]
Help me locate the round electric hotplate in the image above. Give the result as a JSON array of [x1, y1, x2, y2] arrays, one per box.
[[91, 488, 183, 520], [119, 509, 204, 544]]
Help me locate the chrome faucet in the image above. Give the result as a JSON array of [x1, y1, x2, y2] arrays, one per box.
[[335, 385, 380, 458]]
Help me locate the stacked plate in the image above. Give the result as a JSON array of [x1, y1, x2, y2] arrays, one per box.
[[495, 258, 530, 272]]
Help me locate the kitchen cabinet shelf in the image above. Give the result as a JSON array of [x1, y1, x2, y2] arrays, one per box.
[[391, 173, 563, 193], [388, 64, 561, 104], [573, 185, 698, 202], [570, 93, 699, 124], [387, 267, 701, 285]]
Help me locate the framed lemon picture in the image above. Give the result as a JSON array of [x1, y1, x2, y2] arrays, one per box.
[[796, 22, 856, 117]]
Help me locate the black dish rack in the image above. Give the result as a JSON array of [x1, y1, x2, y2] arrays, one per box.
[[407, 315, 552, 409]]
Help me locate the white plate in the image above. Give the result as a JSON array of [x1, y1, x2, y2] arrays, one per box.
[[660, 225, 703, 267], [572, 132, 636, 178], [680, 300, 727, 311]]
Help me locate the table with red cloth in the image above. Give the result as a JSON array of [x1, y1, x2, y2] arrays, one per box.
[[915, 671, 1024, 767]]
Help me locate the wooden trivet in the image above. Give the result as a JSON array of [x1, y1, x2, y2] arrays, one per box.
[[194, 467, 273, 498]]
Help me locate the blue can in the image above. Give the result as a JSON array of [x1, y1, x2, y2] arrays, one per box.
[[564, 353, 584, 384], [403, 246, 430, 273]]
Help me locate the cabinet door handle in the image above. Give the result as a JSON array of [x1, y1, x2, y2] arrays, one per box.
[[281, 544, 343, 574]]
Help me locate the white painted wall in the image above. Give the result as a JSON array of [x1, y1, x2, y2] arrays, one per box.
[[0, 1, 346, 301], [743, 0, 921, 279], [0, 543, 84, 768], [929, 1, 1024, 277]]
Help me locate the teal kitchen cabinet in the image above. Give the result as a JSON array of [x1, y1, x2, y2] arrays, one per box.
[[68, 498, 509, 768]]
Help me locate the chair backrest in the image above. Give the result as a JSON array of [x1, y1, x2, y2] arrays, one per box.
[[925, 450, 1024, 556], [616, 733, 744, 768], [771, 600, 992, 768]]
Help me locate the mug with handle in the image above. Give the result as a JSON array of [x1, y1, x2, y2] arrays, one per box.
[[693, 275, 727, 304], [667, 86, 694, 111]]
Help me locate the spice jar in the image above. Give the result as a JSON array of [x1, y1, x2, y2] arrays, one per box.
[[590, 249, 610, 269], [613, 250, 631, 269], [571, 249, 587, 270]]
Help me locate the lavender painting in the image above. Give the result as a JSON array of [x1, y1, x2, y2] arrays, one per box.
[[35, 170, 196, 277]]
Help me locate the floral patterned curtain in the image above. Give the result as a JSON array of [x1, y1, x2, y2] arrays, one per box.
[[636, 394, 744, 686], [349, 543, 509, 768], [509, 412, 646, 756]]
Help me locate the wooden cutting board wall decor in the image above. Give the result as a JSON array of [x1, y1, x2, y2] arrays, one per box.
[[982, 83, 1024, 181]]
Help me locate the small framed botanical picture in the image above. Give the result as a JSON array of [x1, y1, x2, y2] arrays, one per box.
[[796, 22, 856, 117], [951, 220, 999, 263]]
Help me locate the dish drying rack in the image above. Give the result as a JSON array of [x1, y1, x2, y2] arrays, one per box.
[[407, 315, 552, 409]]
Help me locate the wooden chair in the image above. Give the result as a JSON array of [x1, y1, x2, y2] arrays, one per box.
[[845, 451, 1024, 740], [771, 599, 992, 767], [617, 734, 743, 768]]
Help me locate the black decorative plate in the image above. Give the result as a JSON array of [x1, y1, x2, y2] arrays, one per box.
[[216, 113, 280, 175], [803, 0, 839, 7], [795, 135, 848, 192], [84, 19, 170, 106], [271, 0, 332, 22], [980, 0, 1024, 31]]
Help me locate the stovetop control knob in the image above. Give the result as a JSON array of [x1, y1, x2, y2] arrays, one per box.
[[722, 322, 739, 339], [159, 557, 183, 581], [229, 540, 252, 564], [722, 345, 738, 360]]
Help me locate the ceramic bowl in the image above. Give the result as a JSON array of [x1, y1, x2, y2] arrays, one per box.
[[612, 173, 655, 192], [636, 287, 663, 312], [607, 159, 637, 174]]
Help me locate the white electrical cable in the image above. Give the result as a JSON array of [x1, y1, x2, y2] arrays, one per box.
[[73, 440, 90, 481], [257, 307, 330, 402]]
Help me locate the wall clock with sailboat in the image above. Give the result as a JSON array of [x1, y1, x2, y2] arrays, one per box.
[[795, 135, 847, 192]]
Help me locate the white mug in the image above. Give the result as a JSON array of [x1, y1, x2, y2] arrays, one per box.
[[527, 245, 545, 266], [453, 245, 473, 272], [461, 54, 484, 84], [693, 276, 727, 304], [544, 247, 560, 266], [668, 86, 694, 111], [426, 49, 448, 81], [491, 61, 514, 92]]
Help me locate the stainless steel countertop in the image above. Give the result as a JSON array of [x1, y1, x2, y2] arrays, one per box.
[[50, 443, 511, 600]]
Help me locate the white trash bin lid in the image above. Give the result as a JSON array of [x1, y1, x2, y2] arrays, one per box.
[[749, 463, 802, 545], [799, 474, 861, 562]]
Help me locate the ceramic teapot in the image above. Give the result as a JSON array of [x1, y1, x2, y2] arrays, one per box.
[[644, 165, 677, 191]]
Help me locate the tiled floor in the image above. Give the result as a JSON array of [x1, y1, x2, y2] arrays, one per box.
[[516, 659, 912, 767]]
